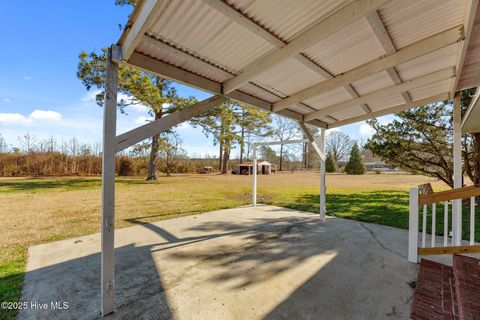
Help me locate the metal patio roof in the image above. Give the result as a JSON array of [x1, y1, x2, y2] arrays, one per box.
[[116, 0, 480, 129]]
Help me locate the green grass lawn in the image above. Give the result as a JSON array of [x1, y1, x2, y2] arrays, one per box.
[[0, 173, 477, 320]]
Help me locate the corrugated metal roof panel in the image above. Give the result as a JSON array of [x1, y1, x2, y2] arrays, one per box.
[[227, 0, 352, 42], [351, 71, 395, 96], [238, 83, 283, 103], [368, 94, 405, 112], [147, 0, 275, 72], [408, 79, 452, 101], [121, 0, 474, 127], [380, 0, 466, 49], [288, 104, 314, 115], [329, 106, 366, 120], [304, 18, 386, 75], [136, 37, 231, 83], [396, 43, 459, 81], [303, 87, 353, 111], [252, 58, 327, 96]]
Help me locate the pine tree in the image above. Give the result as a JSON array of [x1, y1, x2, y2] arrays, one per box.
[[365, 88, 480, 187], [325, 152, 336, 173], [345, 143, 365, 175]]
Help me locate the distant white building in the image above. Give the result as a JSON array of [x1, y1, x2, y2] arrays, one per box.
[[232, 161, 277, 175]]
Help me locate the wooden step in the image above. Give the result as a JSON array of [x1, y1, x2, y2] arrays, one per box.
[[453, 254, 480, 320], [411, 259, 458, 320]]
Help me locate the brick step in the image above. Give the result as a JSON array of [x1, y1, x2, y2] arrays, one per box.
[[453, 254, 480, 320], [411, 259, 458, 320]]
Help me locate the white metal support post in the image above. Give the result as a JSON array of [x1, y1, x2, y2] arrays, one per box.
[[319, 128, 326, 220], [101, 45, 119, 317], [252, 144, 257, 207], [452, 94, 463, 245], [408, 187, 419, 263]]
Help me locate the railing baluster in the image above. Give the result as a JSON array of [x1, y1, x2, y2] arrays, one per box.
[[444, 201, 448, 246], [471, 196, 475, 245], [450, 200, 455, 246], [431, 203, 436, 247], [422, 204, 427, 248]]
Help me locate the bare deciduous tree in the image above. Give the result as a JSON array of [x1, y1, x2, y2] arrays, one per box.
[[158, 133, 187, 176], [272, 116, 300, 171], [326, 130, 354, 163]]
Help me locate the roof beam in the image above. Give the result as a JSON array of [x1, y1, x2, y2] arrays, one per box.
[[115, 95, 228, 151], [200, 0, 285, 48], [450, 0, 479, 94], [222, 0, 388, 93], [304, 67, 455, 121], [366, 10, 412, 103], [126, 51, 327, 128], [343, 84, 372, 113], [327, 93, 449, 128], [202, 0, 373, 114], [201, 0, 330, 77], [139, 36, 330, 128], [122, 0, 164, 60], [272, 25, 464, 112]]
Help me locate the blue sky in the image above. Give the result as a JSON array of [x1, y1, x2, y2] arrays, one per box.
[[0, 1, 391, 157]]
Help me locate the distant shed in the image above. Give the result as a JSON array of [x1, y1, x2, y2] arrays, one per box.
[[232, 161, 277, 175], [202, 166, 213, 174]]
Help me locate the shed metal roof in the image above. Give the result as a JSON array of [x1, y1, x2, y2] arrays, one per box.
[[117, 0, 480, 129]]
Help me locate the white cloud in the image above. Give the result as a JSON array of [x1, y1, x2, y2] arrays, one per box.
[[129, 103, 150, 112], [359, 123, 374, 136], [30, 110, 62, 121], [176, 122, 191, 130], [0, 113, 32, 125], [23, 75, 32, 81], [81, 90, 101, 103], [0, 109, 62, 126], [3, 98, 11, 103], [134, 116, 152, 125]]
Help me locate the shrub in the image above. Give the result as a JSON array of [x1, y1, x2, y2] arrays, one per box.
[[118, 157, 134, 176]]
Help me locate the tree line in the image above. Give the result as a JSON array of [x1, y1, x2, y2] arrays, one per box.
[[0, 131, 317, 177]]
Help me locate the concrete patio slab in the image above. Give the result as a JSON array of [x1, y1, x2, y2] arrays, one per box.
[[18, 205, 418, 320]]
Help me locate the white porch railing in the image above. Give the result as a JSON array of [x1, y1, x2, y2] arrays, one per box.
[[408, 185, 480, 263]]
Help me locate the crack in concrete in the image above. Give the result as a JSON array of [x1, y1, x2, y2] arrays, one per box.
[[359, 223, 405, 259]]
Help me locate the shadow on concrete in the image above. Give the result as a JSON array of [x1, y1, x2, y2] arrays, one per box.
[[158, 209, 415, 318], [17, 243, 173, 320], [18, 206, 416, 319]]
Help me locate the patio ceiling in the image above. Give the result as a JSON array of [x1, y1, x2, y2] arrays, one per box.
[[116, 0, 480, 129]]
